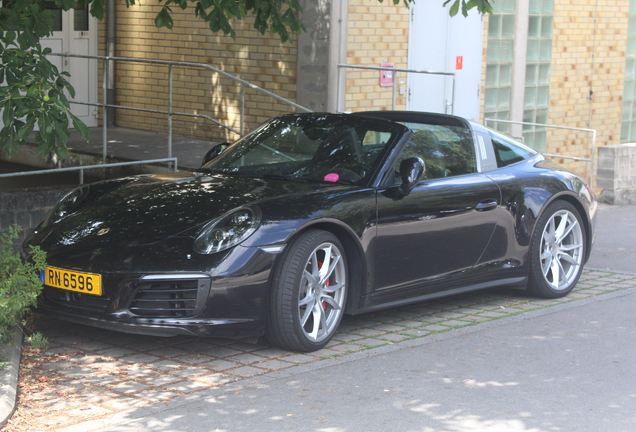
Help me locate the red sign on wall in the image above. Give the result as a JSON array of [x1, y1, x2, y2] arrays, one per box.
[[380, 63, 395, 87], [455, 56, 464, 70]]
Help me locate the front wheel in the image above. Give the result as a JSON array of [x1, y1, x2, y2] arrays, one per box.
[[527, 201, 586, 298], [267, 230, 348, 352]]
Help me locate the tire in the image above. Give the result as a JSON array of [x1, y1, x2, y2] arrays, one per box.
[[267, 230, 348, 352], [527, 200, 586, 298]]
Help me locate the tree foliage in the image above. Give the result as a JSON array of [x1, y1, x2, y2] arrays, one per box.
[[0, 225, 46, 345], [0, 0, 492, 159]]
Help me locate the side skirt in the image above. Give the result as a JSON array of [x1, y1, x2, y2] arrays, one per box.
[[353, 276, 528, 315]]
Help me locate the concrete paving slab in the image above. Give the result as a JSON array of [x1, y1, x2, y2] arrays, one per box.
[[65, 127, 218, 171]]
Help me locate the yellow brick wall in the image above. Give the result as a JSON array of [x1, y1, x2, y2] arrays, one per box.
[[480, 14, 490, 124], [345, 0, 410, 112], [547, 0, 628, 178], [97, 0, 630, 181], [481, 0, 629, 181], [98, 3, 298, 142]]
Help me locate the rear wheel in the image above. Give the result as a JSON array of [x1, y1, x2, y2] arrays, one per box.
[[267, 230, 347, 352], [527, 201, 585, 298]]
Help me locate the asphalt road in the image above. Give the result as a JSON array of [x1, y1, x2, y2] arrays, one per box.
[[56, 204, 636, 432], [586, 204, 636, 273], [59, 287, 636, 432]]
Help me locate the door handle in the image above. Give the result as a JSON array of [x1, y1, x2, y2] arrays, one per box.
[[475, 199, 498, 211]]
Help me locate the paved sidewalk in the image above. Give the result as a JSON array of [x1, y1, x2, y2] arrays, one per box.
[[1, 269, 635, 431], [64, 127, 217, 171]]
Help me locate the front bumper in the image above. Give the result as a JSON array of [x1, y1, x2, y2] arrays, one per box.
[[36, 246, 279, 338], [36, 300, 265, 338]]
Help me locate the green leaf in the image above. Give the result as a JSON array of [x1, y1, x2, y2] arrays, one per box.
[[55, 122, 70, 144], [1, 130, 18, 156], [155, 7, 174, 29], [56, 0, 76, 10], [4, 31, 16, 44], [17, 121, 36, 142], [71, 114, 90, 141], [66, 82, 76, 99], [449, 0, 460, 16], [2, 104, 14, 127], [88, 0, 105, 19], [38, 112, 53, 135]]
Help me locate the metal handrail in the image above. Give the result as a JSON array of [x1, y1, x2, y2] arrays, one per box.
[[2, 54, 311, 184], [485, 118, 597, 188], [51, 53, 312, 164], [0, 158, 178, 185], [336, 64, 456, 114]]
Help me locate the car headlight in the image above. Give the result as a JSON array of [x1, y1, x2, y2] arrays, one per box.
[[44, 187, 89, 226], [193, 207, 262, 254]]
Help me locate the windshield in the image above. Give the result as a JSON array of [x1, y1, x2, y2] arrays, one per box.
[[200, 114, 404, 185]]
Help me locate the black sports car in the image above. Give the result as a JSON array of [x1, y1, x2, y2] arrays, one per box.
[[24, 111, 597, 352]]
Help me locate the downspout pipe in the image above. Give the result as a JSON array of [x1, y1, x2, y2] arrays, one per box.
[[106, 0, 116, 128]]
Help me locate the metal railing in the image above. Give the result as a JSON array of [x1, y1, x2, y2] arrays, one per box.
[[2, 54, 311, 184], [64, 53, 312, 164], [0, 158, 178, 185], [485, 118, 597, 188], [336, 64, 456, 114]]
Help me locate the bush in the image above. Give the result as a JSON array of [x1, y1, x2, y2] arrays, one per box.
[[0, 225, 46, 344]]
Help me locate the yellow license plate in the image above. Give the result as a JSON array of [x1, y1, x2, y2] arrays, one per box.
[[44, 266, 102, 296]]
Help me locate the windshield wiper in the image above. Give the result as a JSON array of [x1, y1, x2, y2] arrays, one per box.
[[261, 173, 308, 182], [192, 168, 253, 177], [192, 167, 220, 175]]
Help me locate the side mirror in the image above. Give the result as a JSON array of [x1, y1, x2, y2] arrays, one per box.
[[201, 143, 229, 167], [396, 157, 425, 197]]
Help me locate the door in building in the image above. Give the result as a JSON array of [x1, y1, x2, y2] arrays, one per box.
[[407, 2, 483, 121], [41, 2, 99, 127]]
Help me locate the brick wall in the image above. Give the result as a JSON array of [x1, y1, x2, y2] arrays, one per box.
[[98, 5, 299, 141], [481, 0, 629, 183], [96, 1, 411, 139], [345, 0, 410, 112], [547, 0, 628, 177], [480, 14, 490, 124]]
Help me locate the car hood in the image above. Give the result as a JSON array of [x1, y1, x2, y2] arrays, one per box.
[[33, 172, 347, 251]]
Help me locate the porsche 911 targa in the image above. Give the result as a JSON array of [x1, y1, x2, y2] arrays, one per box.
[[24, 111, 596, 352]]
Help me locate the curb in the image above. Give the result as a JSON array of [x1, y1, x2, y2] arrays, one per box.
[[0, 329, 23, 429]]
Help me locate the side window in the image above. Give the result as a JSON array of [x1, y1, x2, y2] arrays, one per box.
[[489, 130, 538, 168], [360, 130, 392, 166], [393, 125, 477, 182]]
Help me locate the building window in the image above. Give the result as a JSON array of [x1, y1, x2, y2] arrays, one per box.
[[622, 0, 636, 143], [522, 0, 553, 151], [484, 0, 516, 134]]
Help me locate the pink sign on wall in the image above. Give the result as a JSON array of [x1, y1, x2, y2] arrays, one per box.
[[380, 63, 395, 87]]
